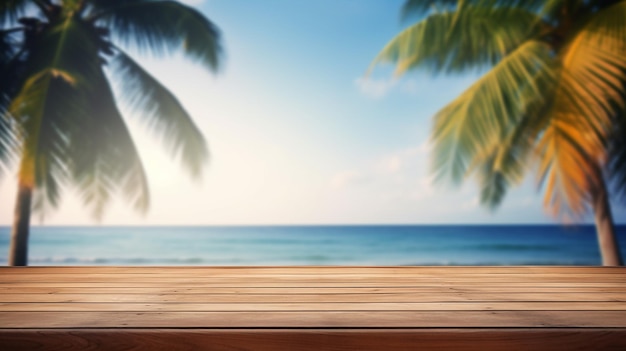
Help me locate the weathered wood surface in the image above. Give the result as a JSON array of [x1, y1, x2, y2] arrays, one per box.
[[0, 266, 625, 350]]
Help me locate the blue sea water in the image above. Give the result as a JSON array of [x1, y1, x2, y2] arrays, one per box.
[[1, 225, 625, 266]]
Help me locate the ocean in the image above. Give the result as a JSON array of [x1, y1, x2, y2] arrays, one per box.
[[1, 225, 625, 266]]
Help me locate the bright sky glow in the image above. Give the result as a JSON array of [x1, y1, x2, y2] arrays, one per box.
[[2, 0, 626, 225]]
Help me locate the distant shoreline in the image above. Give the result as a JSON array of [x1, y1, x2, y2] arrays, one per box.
[[1, 223, 619, 228], [2, 225, 624, 266]]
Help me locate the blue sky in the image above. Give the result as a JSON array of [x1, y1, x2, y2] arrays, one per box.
[[1, 0, 625, 225]]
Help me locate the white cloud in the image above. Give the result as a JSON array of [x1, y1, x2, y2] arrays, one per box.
[[331, 142, 435, 201], [520, 196, 535, 207], [355, 77, 423, 99], [418, 175, 435, 195], [354, 77, 397, 99], [461, 196, 480, 210], [416, 139, 432, 154], [381, 155, 403, 173], [406, 175, 435, 201], [331, 170, 367, 189], [400, 79, 419, 94], [178, 0, 206, 6], [377, 144, 428, 174], [324, 141, 553, 223]]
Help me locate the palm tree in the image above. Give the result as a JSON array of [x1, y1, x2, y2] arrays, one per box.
[[1, 0, 221, 266], [372, 0, 625, 265]]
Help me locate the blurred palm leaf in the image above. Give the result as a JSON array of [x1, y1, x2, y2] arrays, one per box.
[[70, 61, 150, 219], [374, 0, 626, 219], [9, 15, 96, 214], [89, 0, 221, 70], [374, 0, 626, 265], [0, 29, 20, 173], [374, 4, 541, 75], [431, 40, 554, 184], [111, 50, 208, 179], [0, 0, 30, 25], [401, 0, 547, 20], [609, 114, 626, 200], [3, 0, 221, 223]]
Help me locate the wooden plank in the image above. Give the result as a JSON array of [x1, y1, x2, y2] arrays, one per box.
[[0, 328, 625, 351], [0, 273, 626, 284], [2, 266, 624, 274], [2, 286, 624, 294], [0, 292, 623, 303], [3, 281, 625, 288], [1, 301, 624, 312], [1, 266, 624, 351], [1, 311, 626, 328], [2, 291, 625, 303], [1, 329, 624, 351], [0, 266, 626, 277]]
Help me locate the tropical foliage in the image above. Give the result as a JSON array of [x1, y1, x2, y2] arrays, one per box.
[[373, 0, 626, 265], [1, 0, 221, 265]]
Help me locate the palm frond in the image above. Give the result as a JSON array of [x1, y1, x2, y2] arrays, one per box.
[[70, 65, 149, 219], [558, 0, 626, 132], [535, 111, 603, 217], [8, 15, 102, 215], [1, 28, 26, 114], [431, 40, 554, 185], [0, 29, 18, 62], [111, 49, 208, 179], [533, 65, 608, 218], [10, 13, 152, 218], [401, 0, 459, 20], [10, 69, 78, 215], [373, 4, 542, 76], [478, 158, 509, 210], [0, 107, 15, 176], [532, 0, 626, 217], [608, 114, 626, 201], [0, 31, 20, 173], [401, 0, 547, 21], [20, 15, 103, 81], [539, 0, 589, 21], [386, 0, 626, 230], [466, 72, 553, 210], [0, 0, 31, 26], [90, 0, 221, 70], [471, 107, 541, 209]]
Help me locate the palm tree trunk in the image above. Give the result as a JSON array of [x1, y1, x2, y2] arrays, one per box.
[[9, 181, 33, 266], [592, 178, 623, 266]]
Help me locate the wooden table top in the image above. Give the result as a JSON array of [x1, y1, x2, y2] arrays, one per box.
[[0, 266, 625, 350]]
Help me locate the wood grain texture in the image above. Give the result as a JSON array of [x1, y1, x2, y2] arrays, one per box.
[[3, 310, 626, 328], [1, 266, 623, 273], [2, 301, 625, 311], [0, 266, 625, 350], [2, 286, 626, 293], [1, 292, 625, 303], [1, 273, 626, 284], [7, 280, 621, 287], [1, 329, 626, 351]]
